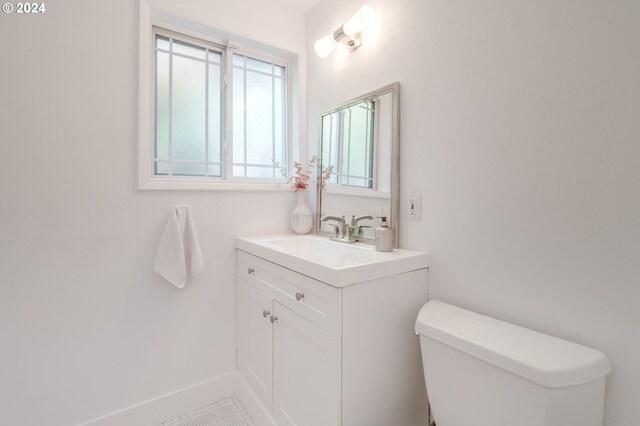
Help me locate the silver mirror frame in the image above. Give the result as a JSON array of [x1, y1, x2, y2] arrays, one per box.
[[315, 82, 400, 248]]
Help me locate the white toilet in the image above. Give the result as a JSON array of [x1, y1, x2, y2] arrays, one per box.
[[415, 301, 611, 426]]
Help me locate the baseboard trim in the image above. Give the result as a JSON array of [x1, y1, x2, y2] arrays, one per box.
[[236, 372, 277, 426], [76, 371, 272, 426]]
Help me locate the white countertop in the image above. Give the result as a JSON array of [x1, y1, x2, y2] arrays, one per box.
[[235, 234, 429, 287]]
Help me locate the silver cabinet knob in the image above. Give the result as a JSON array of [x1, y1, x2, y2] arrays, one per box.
[[270, 315, 278, 323], [295, 292, 304, 301], [262, 310, 270, 318], [247, 267, 255, 274]]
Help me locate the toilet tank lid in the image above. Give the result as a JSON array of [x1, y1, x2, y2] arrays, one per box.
[[415, 301, 612, 388]]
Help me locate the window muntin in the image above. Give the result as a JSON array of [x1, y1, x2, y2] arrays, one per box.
[[154, 34, 224, 178], [232, 54, 287, 179], [152, 30, 288, 182]]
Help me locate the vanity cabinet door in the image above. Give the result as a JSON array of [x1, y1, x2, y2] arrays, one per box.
[[272, 302, 341, 426], [237, 279, 273, 409]]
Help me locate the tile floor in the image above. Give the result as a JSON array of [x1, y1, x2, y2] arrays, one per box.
[[158, 395, 253, 426]]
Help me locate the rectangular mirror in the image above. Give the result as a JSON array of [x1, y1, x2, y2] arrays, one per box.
[[316, 82, 400, 247]]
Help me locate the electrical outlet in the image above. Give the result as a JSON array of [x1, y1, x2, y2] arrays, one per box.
[[409, 193, 421, 221]]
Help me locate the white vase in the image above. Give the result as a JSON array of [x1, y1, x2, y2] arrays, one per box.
[[291, 190, 313, 234]]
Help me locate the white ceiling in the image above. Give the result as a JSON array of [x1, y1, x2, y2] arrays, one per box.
[[272, 0, 322, 13]]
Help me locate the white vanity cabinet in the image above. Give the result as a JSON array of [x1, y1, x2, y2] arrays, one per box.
[[237, 278, 341, 426], [236, 243, 429, 426], [237, 251, 342, 426], [272, 301, 341, 426]]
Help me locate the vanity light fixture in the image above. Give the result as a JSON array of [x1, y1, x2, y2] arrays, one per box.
[[314, 5, 376, 58]]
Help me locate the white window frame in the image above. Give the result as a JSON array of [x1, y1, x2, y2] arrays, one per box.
[[228, 49, 290, 183], [152, 28, 227, 181], [138, 1, 301, 190]]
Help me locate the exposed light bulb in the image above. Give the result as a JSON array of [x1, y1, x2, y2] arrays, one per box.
[[314, 33, 337, 58], [314, 5, 376, 58], [343, 5, 376, 37]]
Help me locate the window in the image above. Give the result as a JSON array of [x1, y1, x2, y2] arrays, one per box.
[[321, 99, 376, 189], [231, 54, 287, 179], [142, 25, 291, 188], [154, 34, 224, 178]]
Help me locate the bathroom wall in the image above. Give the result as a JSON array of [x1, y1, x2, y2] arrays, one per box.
[[307, 1, 640, 424], [0, 1, 304, 425]]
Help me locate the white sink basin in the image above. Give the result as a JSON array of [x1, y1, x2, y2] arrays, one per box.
[[268, 236, 374, 258], [235, 234, 428, 287]]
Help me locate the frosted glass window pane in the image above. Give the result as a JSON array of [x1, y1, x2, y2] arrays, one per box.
[[233, 55, 245, 67], [321, 115, 332, 171], [208, 165, 221, 177], [364, 101, 374, 187], [246, 57, 273, 74], [245, 70, 273, 165], [342, 109, 351, 180], [231, 52, 287, 179], [347, 104, 368, 178], [233, 68, 245, 166], [172, 55, 206, 162], [156, 35, 169, 50], [273, 77, 285, 166], [347, 177, 367, 187], [155, 51, 170, 160], [155, 161, 169, 175], [233, 166, 245, 177], [173, 40, 206, 60], [321, 113, 339, 185], [338, 100, 374, 188], [246, 166, 273, 178], [208, 50, 222, 64], [172, 162, 206, 176], [152, 34, 288, 182], [208, 63, 222, 163], [330, 113, 340, 184]]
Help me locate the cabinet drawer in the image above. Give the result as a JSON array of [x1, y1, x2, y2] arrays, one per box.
[[237, 250, 342, 337]]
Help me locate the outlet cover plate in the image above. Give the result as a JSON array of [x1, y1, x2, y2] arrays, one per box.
[[409, 193, 421, 221]]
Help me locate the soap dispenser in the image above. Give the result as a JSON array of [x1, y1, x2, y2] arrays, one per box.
[[375, 207, 393, 252]]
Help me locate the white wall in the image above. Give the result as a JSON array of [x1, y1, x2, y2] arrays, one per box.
[[0, 1, 304, 425], [307, 1, 640, 424]]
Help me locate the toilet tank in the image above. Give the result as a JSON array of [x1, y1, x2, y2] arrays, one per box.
[[415, 301, 611, 426]]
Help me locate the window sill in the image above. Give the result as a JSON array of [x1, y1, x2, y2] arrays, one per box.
[[324, 185, 391, 199], [139, 178, 291, 191]]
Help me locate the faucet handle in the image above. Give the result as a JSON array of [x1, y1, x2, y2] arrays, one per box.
[[325, 222, 340, 237], [350, 215, 374, 226], [352, 224, 372, 238], [320, 215, 347, 238], [320, 215, 346, 225]]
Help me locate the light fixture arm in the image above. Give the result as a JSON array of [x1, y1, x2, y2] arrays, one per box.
[[332, 25, 361, 50], [314, 5, 375, 58]]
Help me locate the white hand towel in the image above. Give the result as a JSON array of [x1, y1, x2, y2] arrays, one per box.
[[154, 205, 204, 288]]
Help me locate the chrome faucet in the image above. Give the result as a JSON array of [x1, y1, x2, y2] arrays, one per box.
[[350, 215, 373, 239], [320, 215, 355, 243], [320, 214, 374, 243]]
